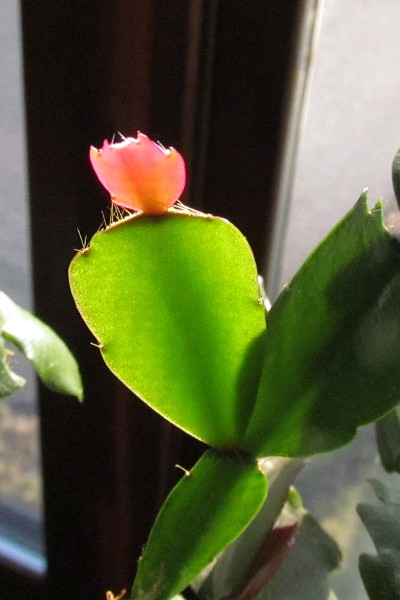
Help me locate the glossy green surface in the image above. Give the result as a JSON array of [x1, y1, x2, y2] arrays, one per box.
[[130, 449, 268, 600], [0, 291, 83, 400], [244, 193, 400, 456], [69, 211, 265, 448]]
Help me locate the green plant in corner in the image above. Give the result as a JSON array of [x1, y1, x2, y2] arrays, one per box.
[[0, 290, 82, 401], [69, 133, 400, 599]]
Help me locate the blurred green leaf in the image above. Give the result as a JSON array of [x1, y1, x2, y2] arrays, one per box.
[[260, 514, 341, 600], [358, 504, 400, 553], [392, 147, 400, 209], [369, 477, 400, 504], [375, 408, 400, 472], [244, 193, 400, 457], [358, 478, 400, 599], [359, 553, 400, 600], [130, 449, 268, 600], [0, 292, 83, 400], [69, 211, 265, 448], [0, 334, 25, 398]]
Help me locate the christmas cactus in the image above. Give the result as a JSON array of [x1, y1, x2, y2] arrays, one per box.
[[69, 133, 400, 599]]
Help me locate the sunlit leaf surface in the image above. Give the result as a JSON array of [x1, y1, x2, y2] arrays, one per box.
[[69, 211, 265, 448]]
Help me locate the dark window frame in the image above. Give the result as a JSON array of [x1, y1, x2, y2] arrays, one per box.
[[1, 1, 304, 597]]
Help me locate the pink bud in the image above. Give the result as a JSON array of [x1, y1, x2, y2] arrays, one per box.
[[89, 132, 186, 215]]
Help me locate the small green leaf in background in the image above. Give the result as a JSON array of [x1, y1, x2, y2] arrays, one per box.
[[0, 334, 25, 398], [244, 193, 400, 457], [69, 211, 266, 449], [130, 449, 268, 600], [358, 478, 400, 600], [260, 513, 341, 600], [375, 408, 400, 473], [0, 291, 83, 400]]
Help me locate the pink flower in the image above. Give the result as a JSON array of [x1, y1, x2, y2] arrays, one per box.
[[89, 132, 186, 215]]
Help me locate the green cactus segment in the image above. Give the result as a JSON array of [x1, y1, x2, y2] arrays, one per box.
[[0, 292, 83, 400], [244, 192, 400, 457], [130, 449, 268, 600], [69, 211, 266, 448]]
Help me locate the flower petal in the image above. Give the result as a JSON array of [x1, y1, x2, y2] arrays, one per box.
[[89, 132, 186, 215]]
